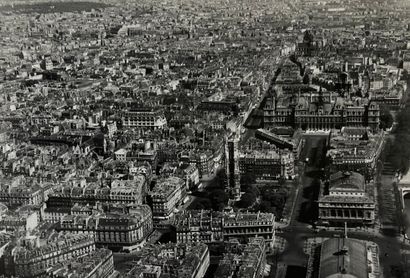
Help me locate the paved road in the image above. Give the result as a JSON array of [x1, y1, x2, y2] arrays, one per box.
[[275, 134, 407, 277], [277, 224, 408, 277], [275, 135, 326, 269], [290, 135, 327, 227]]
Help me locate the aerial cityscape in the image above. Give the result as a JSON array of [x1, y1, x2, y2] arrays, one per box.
[[0, 0, 410, 277]]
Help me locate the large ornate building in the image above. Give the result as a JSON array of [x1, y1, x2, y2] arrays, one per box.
[[318, 171, 375, 226], [45, 176, 147, 216], [174, 210, 224, 243], [223, 211, 276, 247], [263, 90, 380, 131], [173, 210, 276, 247], [238, 138, 295, 181], [4, 233, 96, 278], [0, 181, 50, 208], [56, 204, 153, 251], [295, 30, 321, 57], [327, 127, 384, 180], [318, 237, 380, 278], [262, 58, 380, 131], [120, 107, 167, 130], [148, 176, 187, 223], [225, 133, 297, 201], [273, 58, 306, 96], [319, 237, 366, 278]]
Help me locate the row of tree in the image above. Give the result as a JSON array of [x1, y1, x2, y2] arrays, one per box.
[[189, 170, 229, 211], [379, 106, 394, 130], [390, 106, 410, 174], [237, 174, 290, 218]]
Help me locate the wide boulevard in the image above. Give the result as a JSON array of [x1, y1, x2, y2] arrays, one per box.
[[275, 135, 408, 278]]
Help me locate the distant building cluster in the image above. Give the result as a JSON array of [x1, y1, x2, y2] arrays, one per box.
[[0, 0, 408, 276], [215, 237, 267, 278]]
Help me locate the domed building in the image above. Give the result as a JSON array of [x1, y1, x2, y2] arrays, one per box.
[[296, 30, 319, 57], [318, 171, 375, 226], [319, 237, 369, 278]]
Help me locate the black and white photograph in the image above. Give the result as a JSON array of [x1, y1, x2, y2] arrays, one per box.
[[0, 0, 409, 277]]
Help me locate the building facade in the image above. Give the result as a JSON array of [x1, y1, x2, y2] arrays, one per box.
[[215, 237, 267, 278], [56, 205, 153, 251], [12, 233, 96, 278], [0, 209, 38, 232], [174, 210, 224, 243], [318, 171, 375, 226], [327, 127, 384, 180], [0, 184, 45, 208], [173, 210, 275, 247], [46, 248, 115, 278], [319, 238, 373, 278], [121, 108, 167, 130], [149, 176, 186, 223], [262, 91, 380, 131], [46, 177, 146, 215], [238, 149, 295, 180], [126, 243, 210, 278], [223, 211, 276, 247]]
